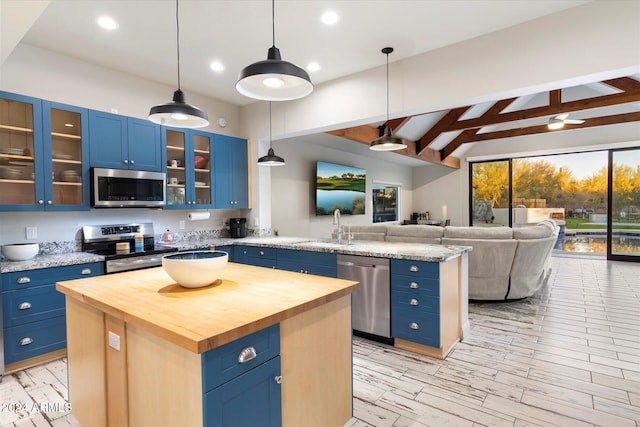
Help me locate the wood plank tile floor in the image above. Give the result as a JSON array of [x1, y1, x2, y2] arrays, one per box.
[[1, 256, 638, 426]]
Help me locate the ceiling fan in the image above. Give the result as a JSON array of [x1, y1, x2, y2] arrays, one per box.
[[548, 113, 585, 129]]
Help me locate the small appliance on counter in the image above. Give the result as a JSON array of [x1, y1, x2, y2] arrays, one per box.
[[229, 218, 247, 238]]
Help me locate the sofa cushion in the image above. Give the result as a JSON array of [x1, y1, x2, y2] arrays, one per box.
[[513, 225, 553, 239], [346, 225, 388, 234], [386, 225, 444, 238], [444, 226, 513, 239]]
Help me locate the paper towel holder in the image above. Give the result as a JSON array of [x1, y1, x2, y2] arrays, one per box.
[[187, 211, 210, 221]]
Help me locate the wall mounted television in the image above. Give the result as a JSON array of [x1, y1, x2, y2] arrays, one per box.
[[315, 161, 366, 216]]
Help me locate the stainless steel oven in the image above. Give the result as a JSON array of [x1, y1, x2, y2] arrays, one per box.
[[82, 223, 177, 273]]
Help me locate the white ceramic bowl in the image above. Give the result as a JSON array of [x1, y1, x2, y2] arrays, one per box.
[[2, 243, 39, 261], [162, 250, 228, 288]]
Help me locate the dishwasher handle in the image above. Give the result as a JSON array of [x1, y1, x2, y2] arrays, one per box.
[[337, 260, 389, 270]]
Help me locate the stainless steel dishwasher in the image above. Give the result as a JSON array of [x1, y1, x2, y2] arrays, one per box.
[[337, 254, 392, 343]]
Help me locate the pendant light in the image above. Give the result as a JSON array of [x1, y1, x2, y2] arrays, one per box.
[[148, 0, 209, 128], [370, 47, 407, 151], [258, 102, 285, 166], [236, 0, 313, 101]]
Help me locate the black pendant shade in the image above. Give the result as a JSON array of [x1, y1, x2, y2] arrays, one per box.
[[258, 102, 285, 166], [236, 0, 313, 101], [149, 89, 209, 128], [370, 46, 406, 151], [148, 0, 209, 128]]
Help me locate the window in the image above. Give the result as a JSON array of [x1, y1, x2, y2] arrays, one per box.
[[373, 184, 399, 223]]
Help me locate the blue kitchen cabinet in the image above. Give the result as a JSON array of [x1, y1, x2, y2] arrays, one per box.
[[202, 324, 281, 427], [1, 262, 104, 365], [276, 249, 337, 277], [234, 245, 276, 268], [0, 92, 91, 211], [213, 135, 248, 209], [390, 259, 441, 348], [163, 127, 213, 209], [214, 245, 234, 261], [89, 111, 162, 171]]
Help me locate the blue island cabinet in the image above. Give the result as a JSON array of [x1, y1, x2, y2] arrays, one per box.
[[202, 325, 281, 427], [276, 249, 337, 277]]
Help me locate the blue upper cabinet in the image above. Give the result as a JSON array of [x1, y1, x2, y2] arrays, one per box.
[[163, 127, 213, 209], [0, 92, 91, 211], [89, 111, 162, 172], [214, 135, 248, 209]]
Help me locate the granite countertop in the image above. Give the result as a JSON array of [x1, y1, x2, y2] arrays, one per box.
[[1, 236, 471, 273]]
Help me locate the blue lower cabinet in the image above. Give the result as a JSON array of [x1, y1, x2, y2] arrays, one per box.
[[391, 308, 440, 347], [276, 249, 337, 277], [3, 316, 67, 364], [215, 245, 234, 262], [204, 356, 282, 427], [2, 284, 65, 327]]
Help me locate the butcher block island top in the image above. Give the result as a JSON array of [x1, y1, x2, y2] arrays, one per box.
[[56, 262, 359, 354]]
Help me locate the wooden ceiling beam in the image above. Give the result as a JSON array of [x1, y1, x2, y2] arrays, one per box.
[[447, 111, 640, 145], [445, 90, 640, 131], [601, 77, 640, 92], [415, 107, 470, 155], [549, 89, 561, 105], [326, 126, 460, 169]]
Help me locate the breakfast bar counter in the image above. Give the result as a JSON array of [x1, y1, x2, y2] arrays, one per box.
[[56, 263, 359, 427]]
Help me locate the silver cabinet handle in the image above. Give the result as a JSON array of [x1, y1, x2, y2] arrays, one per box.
[[123, 159, 129, 164], [17, 277, 31, 284], [130, 160, 135, 164], [18, 302, 32, 310], [274, 375, 283, 385], [238, 346, 257, 364], [410, 282, 419, 289], [410, 265, 419, 272], [47, 200, 52, 205], [19, 337, 33, 346], [259, 251, 264, 256], [38, 200, 44, 204], [410, 322, 420, 330], [410, 299, 419, 306], [81, 268, 92, 275]]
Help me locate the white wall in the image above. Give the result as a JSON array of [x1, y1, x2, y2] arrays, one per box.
[[269, 139, 413, 238]]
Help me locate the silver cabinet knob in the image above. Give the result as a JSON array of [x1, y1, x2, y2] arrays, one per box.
[[274, 375, 283, 384], [18, 302, 32, 310], [38, 200, 44, 204], [410, 322, 420, 330], [19, 337, 33, 346], [238, 346, 257, 364], [410, 299, 419, 306], [17, 277, 31, 284], [409, 282, 419, 289], [410, 265, 419, 272], [123, 159, 129, 164], [81, 268, 92, 275], [259, 251, 264, 256], [47, 200, 52, 205], [130, 160, 135, 164]]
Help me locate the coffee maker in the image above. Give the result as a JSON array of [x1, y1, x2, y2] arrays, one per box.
[[229, 218, 247, 238]]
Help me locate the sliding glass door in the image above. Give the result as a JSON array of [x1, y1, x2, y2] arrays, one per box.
[[608, 148, 640, 261]]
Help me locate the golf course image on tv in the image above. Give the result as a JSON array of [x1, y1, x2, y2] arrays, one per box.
[[316, 161, 366, 216]]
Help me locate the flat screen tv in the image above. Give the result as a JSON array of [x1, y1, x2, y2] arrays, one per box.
[[316, 161, 366, 216]]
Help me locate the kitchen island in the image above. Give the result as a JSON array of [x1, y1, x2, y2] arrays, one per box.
[[56, 262, 359, 427]]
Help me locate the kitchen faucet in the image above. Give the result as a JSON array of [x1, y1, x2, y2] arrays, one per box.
[[333, 208, 343, 243]]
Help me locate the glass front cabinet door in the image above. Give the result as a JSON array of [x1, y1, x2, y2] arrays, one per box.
[[163, 128, 213, 209], [0, 92, 89, 211]]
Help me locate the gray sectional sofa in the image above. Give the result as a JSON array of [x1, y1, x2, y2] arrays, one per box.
[[342, 220, 558, 301]]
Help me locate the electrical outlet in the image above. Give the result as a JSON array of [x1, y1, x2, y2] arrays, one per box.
[[108, 331, 121, 351], [253, 217, 259, 228], [179, 220, 185, 230], [26, 227, 37, 239]]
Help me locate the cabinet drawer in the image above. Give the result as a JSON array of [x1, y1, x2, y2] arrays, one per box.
[[202, 324, 280, 392], [3, 316, 67, 364], [242, 246, 277, 259], [391, 290, 439, 315], [391, 259, 439, 279], [276, 249, 336, 266], [3, 284, 65, 327], [276, 260, 337, 278], [391, 275, 439, 297], [392, 308, 439, 348], [204, 356, 282, 427], [2, 262, 104, 291]]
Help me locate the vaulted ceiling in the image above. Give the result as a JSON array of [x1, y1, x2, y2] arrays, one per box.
[[327, 75, 640, 169]]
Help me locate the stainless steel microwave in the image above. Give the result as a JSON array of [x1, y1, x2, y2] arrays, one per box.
[[91, 167, 166, 208]]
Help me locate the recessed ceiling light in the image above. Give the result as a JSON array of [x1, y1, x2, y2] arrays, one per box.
[[209, 61, 224, 73], [97, 16, 118, 30], [321, 11, 340, 25], [307, 62, 320, 72]]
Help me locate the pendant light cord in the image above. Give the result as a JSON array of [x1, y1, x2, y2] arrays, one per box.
[[269, 102, 273, 148], [385, 51, 389, 122], [271, 0, 276, 47], [175, 0, 181, 89]]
